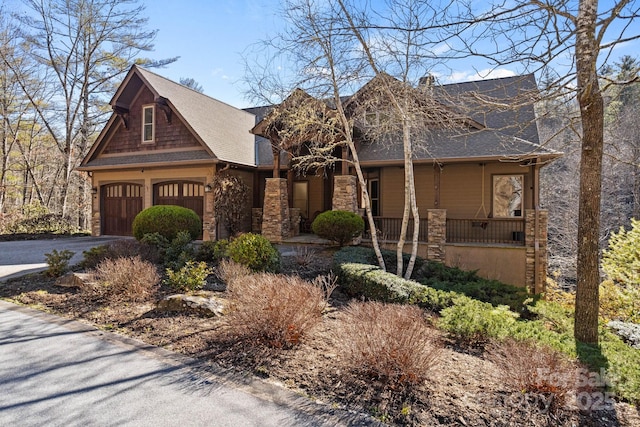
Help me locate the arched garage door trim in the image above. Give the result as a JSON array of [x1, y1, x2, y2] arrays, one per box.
[[153, 180, 205, 227], [101, 182, 143, 236]]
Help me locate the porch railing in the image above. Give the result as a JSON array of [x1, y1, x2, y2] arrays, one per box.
[[362, 216, 526, 246], [363, 217, 429, 242], [446, 218, 525, 246]]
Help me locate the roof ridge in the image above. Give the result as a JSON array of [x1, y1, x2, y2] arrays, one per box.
[[135, 65, 251, 114]]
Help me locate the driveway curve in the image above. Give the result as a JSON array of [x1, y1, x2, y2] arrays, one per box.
[[0, 236, 124, 281], [0, 301, 374, 426]]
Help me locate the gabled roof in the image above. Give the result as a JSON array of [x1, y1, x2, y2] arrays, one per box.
[[248, 73, 556, 167], [80, 65, 256, 169], [435, 74, 541, 144]]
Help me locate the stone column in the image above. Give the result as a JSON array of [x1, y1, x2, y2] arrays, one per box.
[[332, 175, 358, 213], [261, 178, 290, 242], [525, 209, 548, 294], [427, 209, 446, 262], [202, 169, 216, 241], [91, 188, 101, 236]]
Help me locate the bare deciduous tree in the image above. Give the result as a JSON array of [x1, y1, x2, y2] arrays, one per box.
[[0, 0, 176, 220], [439, 0, 640, 344]]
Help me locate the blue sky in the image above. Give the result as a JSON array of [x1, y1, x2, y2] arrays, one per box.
[[4, 0, 638, 108], [143, 0, 639, 108], [143, 0, 281, 108], [144, 0, 527, 108]]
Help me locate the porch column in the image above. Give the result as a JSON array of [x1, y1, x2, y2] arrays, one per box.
[[202, 168, 216, 241], [90, 181, 101, 236], [332, 175, 358, 213], [261, 178, 290, 242], [427, 209, 446, 262], [525, 209, 548, 294]]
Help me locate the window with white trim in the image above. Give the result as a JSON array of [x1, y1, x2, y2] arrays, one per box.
[[142, 105, 155, 143]]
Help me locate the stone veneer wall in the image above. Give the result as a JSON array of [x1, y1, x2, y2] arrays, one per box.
[[525, 209, 548, 293], [426, 209, 446, 262], [332, 175, 358, 213], [252, 208, 263, 233], [91, 193, 100, 236], [261, 178, 290, 242], [289, 208, 301, 237]]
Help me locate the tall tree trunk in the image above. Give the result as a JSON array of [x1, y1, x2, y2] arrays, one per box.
[[397, 118, 411, 276], [574, 0, 604, 345]]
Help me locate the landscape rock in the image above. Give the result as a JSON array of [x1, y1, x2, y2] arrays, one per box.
[[55, 272, 95, 288], [157, 294, 226, 317]]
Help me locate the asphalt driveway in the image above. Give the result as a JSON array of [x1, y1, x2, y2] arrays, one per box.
[[0, 236, 124, 281], [0, 301, 371, 426]]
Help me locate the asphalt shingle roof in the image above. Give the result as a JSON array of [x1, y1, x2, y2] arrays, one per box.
[[81, 150, 214, 169], [135, 67, 256, 166]]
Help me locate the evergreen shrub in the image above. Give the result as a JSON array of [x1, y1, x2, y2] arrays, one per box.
[[132, 205, 201, 241], [196, 239, 229, 263], [227, 233, 280, 272], [311, 210, 364, 246]]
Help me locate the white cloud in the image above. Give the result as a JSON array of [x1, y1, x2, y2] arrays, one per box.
[[443, 67, 517, 83]]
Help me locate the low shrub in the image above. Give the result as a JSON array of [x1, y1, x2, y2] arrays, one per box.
[[227, 233, 280, 273], [438, 299, 519, 343], [44, 249, 75, 277], [599, 279, 640, 323], [164, 261, 213, 292], [419, 274, 535, 313], [164, 231, 195, 270], [80, 239, 161, 270], [132, 205, 201, 241], [215, 259, 251, 287], [8, 213, 81, 235], [311, 210, 364, 246], [88, 256, 160, 303], [487, 339, 583, 415], [225, 273, 327, 348], [334, 250, 460, 311], [335, 301, 441, 387], [196, 239, 229, 263]]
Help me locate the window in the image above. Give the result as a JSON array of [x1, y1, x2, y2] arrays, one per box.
[[493, 175, 523, 217], [364, 112, 379, 127], [293, 181, 309, 218], [369, 178, 380, 216], [142, 105, 155, 143]]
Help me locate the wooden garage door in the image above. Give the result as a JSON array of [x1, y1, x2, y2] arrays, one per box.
[[102, 183, 143, 236], [153, 181, 204, 223]]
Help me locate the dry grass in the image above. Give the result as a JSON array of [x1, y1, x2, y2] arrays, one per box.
[[85, 256, 160, 303], [334, 301, 442, 388], [293, 245, 317, 267], [224, 273, 328, 349], [487, 339, 583, 415], [215, 259, 251, 287]]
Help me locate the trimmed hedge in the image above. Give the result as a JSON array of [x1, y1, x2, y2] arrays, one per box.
[[132, 205, 201, 241], [311, 210, 364, 246]]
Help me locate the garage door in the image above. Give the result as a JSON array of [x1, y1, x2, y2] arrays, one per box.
[[154, 181, 204, 224], [101, 183, 143, 236]]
